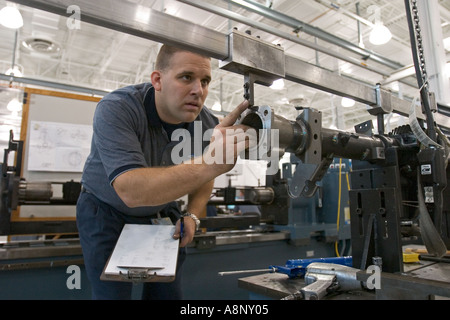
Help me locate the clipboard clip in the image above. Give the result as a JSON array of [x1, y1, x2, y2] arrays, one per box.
[[119, 268, 162, 282]]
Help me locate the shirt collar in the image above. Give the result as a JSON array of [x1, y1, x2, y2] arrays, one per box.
[[143, 85, 162, 127]]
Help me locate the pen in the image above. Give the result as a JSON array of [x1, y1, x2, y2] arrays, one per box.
[[180, 216, 184, 239]]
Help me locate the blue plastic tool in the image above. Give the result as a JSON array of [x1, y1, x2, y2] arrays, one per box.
[[269, 256, 353, 278]]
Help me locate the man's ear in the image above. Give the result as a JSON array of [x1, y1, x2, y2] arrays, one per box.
[[151, 70, 162, 91]]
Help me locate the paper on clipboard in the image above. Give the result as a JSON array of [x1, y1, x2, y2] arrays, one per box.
[[103, 224, 179, 281]]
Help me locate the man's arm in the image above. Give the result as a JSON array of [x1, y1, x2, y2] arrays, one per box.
[[113, 100, 252, 208], [112, 161, 217, 208], [173, 179, 214, 247], [187, 179, 214, 218]]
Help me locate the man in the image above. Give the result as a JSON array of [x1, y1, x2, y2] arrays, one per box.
[[76, 44, 253, 300]]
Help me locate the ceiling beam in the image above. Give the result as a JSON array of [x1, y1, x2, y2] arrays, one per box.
[[8, 0, 450, 130]]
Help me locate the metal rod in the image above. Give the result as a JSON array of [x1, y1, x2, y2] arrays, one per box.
[[0, 73, 109, 97], [218, 268, 274, 276], [11, 30, 18, 73]]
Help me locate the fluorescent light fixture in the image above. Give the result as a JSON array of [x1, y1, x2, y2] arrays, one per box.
[[0, 5, 23, 29], [341, 97, 355, 108], [369, 22, 392, 45], [270, 79, 285, 90]]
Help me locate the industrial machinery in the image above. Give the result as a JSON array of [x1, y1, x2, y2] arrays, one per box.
[[235, 101, 449, 273], [208, 157, 352, 248], [0, 131, 80, 235], [1, 0, 449, 300], [231, 0, 449, 300]]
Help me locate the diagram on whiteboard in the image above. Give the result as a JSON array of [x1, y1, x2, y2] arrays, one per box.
[[28, 120, 92, 172]]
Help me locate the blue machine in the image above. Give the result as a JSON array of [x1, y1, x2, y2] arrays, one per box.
[[263, 157, 352, 250]]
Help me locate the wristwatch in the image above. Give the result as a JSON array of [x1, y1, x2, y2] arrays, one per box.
[[182, 212, 200, 231]]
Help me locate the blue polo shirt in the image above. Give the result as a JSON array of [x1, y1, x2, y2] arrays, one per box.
[[81, 83, 219, 216]]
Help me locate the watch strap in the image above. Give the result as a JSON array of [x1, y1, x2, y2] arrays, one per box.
[[182, 212, 200, 231]]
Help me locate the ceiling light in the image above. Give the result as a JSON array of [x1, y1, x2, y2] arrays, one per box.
[[7, 98, 22, 113], [341, 97, 355, 108], [211, 101, 222, 112], [22, 37, 61, 55], [445, 62, 450, 78], [369, 22, 392, 45], [5, 65, 23, 77], [270, 79, 285, 90], [444, 37, 450, 51], [0, 5, 23, 29]]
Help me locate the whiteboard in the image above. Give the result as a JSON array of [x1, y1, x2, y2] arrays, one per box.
[[20, 91, 99, 219], [28, 120, 92, 172]]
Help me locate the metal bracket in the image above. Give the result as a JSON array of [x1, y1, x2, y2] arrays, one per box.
[[288, 154, 334, 198], [119, 268, 159, 282], [368, 84, 393, 115], [220, 29, 285, 106], [237, 105, 273, 159], [368, 84, 394, 135], [288, 108, 329, 198], [219, 29, 285, 78], [243, 73, 274, 106]]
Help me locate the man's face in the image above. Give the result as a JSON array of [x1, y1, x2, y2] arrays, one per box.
[[153, 51, 211, 124]]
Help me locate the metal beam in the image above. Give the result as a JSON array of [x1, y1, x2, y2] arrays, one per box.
[[178, 0, 394, 78], [381, 65, 415, 85], [0, 73, 109, 97], [227, 0, 404, 70], [8, 0, 450, 131], [9, 0, 229, 60]]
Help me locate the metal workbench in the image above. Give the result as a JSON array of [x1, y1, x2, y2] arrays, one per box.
[[238, 260, 450, 300]]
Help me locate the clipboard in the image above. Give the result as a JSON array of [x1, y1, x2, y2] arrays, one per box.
[[100, 224, 179, 282]]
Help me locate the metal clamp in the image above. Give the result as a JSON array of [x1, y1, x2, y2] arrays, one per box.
[[119, 268, 158, 282]]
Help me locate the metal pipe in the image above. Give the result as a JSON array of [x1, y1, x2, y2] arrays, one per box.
[[241, 107, 400, 162], [320, 127, 397, 160], [18, 181, 53, 202], [0, 73, 109, 97], [11, 30, 18, 74], [356, 2, 364, 48]]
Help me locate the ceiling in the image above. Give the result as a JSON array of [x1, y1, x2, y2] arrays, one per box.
[[0, 0, 449, 149]]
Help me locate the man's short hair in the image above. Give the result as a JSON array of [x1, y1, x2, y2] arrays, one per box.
[[155, 44, 210, 71]]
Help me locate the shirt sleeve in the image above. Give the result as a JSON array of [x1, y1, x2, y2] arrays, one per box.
[[93, 95, 147, 184]]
